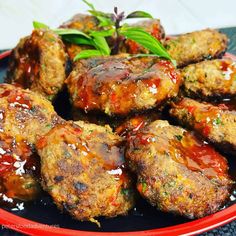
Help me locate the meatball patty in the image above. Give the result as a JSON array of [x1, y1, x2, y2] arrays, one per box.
[[181, 58, 236, 99], [170, 98, 236, 155], [0, 84, 62, 144], [6, 29, 68, 101], [126, 120, 232, 219], [0, 84, 62, 205], [66, 55, 182, 116], [36, 121, 135, 222], [165, 29, 228, 67]]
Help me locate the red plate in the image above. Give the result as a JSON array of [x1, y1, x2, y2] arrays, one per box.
[[0, 50, 235, 236]]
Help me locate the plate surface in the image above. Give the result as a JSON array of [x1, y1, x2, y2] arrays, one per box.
[[0, 28, 236, 236]]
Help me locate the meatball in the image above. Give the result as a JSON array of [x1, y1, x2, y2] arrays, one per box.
[[0, 84, 61, 206], [181, 58, 236, 99], [6, 29, 68, 101], [118, 19, 165, 54], [60, 14, 101, 61], [126, 120, 232, 219], [0, 84, 62, 144], [0, 132, 40, 207], [36, 121, 135, 222], [66, 55, 182, 116], [165, 29, 228, 67], [170, 98, 236, 155]]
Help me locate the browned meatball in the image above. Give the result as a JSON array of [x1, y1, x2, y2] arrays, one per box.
[[170, 98, 236, 155], [0, 84, 62, 144], [165, 29, 228, 67], [181, 58, 236, 99], [66, 55, 182, 116], [126, 120, 232, 219], [6, 29, 68, 101], [36, 121, 135, 222], [0, 132, 40, 207], [0, 84, 62, 206]]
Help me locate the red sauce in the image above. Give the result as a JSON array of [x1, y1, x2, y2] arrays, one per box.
[[151, 23, 161, 40], [194, 121, 211, 136], [131, 133, 155, 145], [176, 132, 228, 178], [36, 136, 47, 150], [220, 60, 230, 71], [8, 92, 32, 110], [186, 105, 197, 114], [0, 154, 14, 176], [116, 116, 146, 138], [0, 90, 10, 98], [155, 60, 180, 84], [144, 78, 161, 91], [125, 39, 140, 54], [0, 133, 40, 207]]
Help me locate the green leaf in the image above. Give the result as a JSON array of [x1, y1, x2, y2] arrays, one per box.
[[33, 21, 49, 29], [92, 35, 110, 55], [88, 10, 112, 18], [126, 11, 153, 19], [96, 15, 114, 27], [74, 50, 103, 61], [62, 35, 94, 46], [82, 0, 113, 27], [82, 0, 95, 10], [90, 29, 115, 37], [120, 26, 172, 61], [53, 28, 91, 38]]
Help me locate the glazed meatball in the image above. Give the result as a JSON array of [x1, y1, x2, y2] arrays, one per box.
[[66, 55, 182, 116], [36, 121, 135, 222], [181, 58, 236, 99], [6, 29, 68, 101], [60, 14, 102, 61], [165, 29, 228, 67], [126, 120, 232, 219], [0, 84, 62, 206], [0, 84, 62, 144], [170, 98, 236, 155], [0, 132, 40, 207]]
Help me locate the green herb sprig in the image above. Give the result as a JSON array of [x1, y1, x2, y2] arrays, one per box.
[[33, 0, 174, 63], [33, 21, 111, 60]]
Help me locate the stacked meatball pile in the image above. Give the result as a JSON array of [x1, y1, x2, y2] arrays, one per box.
[[2, 12, 235, 224]]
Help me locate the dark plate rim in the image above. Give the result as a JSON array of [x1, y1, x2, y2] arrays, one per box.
[[0, 50, 235, 236]]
